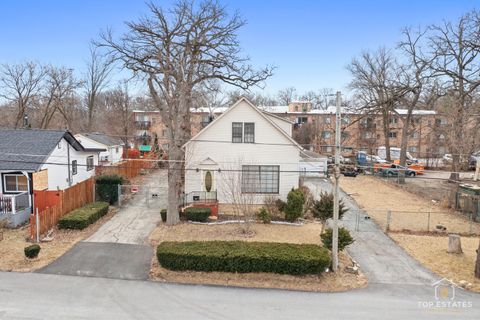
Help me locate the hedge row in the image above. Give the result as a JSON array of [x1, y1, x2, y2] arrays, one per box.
[[95, 175, 123, 204], [58, 202, 110, 230], [185, 207, 211, 222], [157, 241, 331, 275]]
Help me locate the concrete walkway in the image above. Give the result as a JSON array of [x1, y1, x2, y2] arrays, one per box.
[[303, 177, 438, 286], [87, 169, 167, 244], [39, 169, 167, 280]]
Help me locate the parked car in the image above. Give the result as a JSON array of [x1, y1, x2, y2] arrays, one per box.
[[442, 153, 453, 164], [377, 164, 417, 177]]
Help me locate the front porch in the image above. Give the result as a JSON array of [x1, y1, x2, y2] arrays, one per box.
[[0, 192, 32, 227]]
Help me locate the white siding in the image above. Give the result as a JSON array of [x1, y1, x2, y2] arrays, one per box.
[[40, 138, 99, 190], [75, 134, 124, 165], [185, 100, 300, 203], [265, 114, 293, 136]]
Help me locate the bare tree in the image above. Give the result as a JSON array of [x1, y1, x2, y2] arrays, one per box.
[[39, 66, 82, 129], [0, 61, 46, 128], [277, 86, 297, 105], [100, 0, 273, 225], [427, 10, 480, 176], [84, 45, 114, 131], [104, 82, 133, 148], [347, 48, 405, 162]]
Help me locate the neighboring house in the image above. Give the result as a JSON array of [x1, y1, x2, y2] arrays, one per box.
[[0, 129, 105, 227], [183, 98, 303, 210], [75, 133, 124, 165]]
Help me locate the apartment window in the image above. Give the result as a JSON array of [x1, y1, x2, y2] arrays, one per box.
[[297, 117, 308, 124], [86, 156, 94, 171], [241, 165, 279, 194], [325, 117, 331, 124], [411, 132, 419, 139], [322, 131, 331, 139], [388, 132, 397, 138], [3, 174, 28, 193], [408, 146, 418, 153], [232, 122, 243, 143], [341, 117, 350, 124], [342, 132, 350, 139], [362, 132, 372, 139], [389, 117, 398, 124], [244, 123, 255, 143], [72, 160, 78, 175], [436, 118, 447, 125]]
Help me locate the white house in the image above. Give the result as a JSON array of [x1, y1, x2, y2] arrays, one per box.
[[75, 133, 124, 165], [0, 129, 105, 226], [183, 98, 304, 207]]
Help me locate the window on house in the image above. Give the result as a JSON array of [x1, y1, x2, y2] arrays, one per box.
[[325, 117, 331, 124], [388, 132, 397, 138], [408, 146, 418, 153], [3, 174, 28, 193], [411, 132, 419, 139], [342, 132, 350, 139], [244, 123, 255, 143], [389, 117, 398, 124], [115, 146, 119, 153], [86, 156, 94, 171], [322, 131, 331, 139], [341, 117, 350, 124], [72, 160, 78, 175], [297, 117, 308, 124], [241, 165, 279, 194], [232, 122, 243, 143]]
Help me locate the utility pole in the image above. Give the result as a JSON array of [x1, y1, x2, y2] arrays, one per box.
[[332, 91, 342, 272]]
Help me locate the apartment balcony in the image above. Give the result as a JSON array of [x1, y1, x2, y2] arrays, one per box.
[[135, 120, 151, 129]]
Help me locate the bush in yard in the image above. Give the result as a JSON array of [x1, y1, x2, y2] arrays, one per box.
[[58, 202, 109, 230], [312, 192, 348, 233], [284, 188, 305, 222], [24, 244, 41, 259], [95, 175, 124, 204], [321, 227, 355, 251], [160, 209, 167, 222], [256, 207, 272, 224], [157, 241, 331, 275], [185, 207, 211, 222], [275, 198, 286, 213]]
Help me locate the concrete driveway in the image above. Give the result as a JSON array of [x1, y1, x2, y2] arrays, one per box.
[[39, 169, 167, 280], [303, 177, 438, 286]]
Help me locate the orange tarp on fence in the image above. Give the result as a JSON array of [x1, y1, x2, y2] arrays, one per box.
[[30, 177, 94, 239]]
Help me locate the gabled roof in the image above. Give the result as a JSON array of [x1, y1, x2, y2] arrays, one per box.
[[77, 133, 124, 147], [0, 129, 104, 172], [183, 97, 303, 150]]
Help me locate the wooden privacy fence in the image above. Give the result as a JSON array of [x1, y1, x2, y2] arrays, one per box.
[[95, 157, 157, 180], [30, 177, 94, 239]]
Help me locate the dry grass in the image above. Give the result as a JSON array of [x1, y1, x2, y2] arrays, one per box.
[[0, 207, 117, 272], [390, 234, 480, 292], [341, 175, 480, 234], [148, 222, 367, 292]]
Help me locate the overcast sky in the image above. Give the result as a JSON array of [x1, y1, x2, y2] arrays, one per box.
[[0, 0, 478, 96]]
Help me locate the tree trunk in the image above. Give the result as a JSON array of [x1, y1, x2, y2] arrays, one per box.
[[398, 109, 413, 184], [382, 110, 391, 162], [447, 234, 463, 254], [475, 239, 480, 278]]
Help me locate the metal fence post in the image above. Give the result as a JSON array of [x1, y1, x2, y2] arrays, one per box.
[[427, 212, 430, 232], [386, 210, 391, 232], [117, 184, 121, 207], [35, 208, 40, 243]]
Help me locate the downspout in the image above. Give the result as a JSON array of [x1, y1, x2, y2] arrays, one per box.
[[67, 142, 72, 187]]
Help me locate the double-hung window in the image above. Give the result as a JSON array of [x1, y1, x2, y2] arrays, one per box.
[[86, 156, 94, 171], [72, 160, 78, 175], [232, 122, 243, 143], [241, 165, 279, 194], [244, 123, 255, 143]]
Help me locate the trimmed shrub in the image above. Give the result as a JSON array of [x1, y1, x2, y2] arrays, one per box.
[[185, 207, 211, 222], [58, 202, 110, 230], [284, 188, 305, 222], [321, 227, 355, 251], [256, 207, 272, 224], [24, 244, 41, 259], [160, 209, 167, 222], [95, 175, 123, 204], [157, 241, 331, 275]]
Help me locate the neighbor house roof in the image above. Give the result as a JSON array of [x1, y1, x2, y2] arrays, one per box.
[[79, 133, 124, 147], [0, 129, 105, 172]]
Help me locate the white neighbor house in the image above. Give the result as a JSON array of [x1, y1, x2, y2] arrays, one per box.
[[184, 98, 304, 206], [0, 129, 105, 226], [75, 133, 124, 165]]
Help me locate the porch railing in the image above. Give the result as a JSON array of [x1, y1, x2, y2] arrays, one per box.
[[183, 191, 217, 206], [0, 192, 29, 215]]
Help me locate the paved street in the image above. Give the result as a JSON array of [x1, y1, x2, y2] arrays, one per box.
[[0, 271, 479, 320]]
